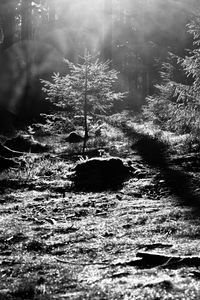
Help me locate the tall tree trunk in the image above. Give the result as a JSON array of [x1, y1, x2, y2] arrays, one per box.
[[119, 0, 123, 24], [21, 0, 32, 40], [48, 0, 56, 27], [0, 0, 16, 50], [145, 68, 150, 96], [20, 0, 33, 117], [102, 0, 112, 64], [119, 0, 127, 25]]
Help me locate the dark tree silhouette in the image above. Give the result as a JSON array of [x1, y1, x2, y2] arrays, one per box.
[[21, 0, 32, 40], [0, 0, 16, 50], [102, 0, 112, 63]]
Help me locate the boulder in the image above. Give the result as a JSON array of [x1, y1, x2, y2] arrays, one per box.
[[72, 157, 132, 190]]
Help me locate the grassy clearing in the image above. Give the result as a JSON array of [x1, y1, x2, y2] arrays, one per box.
[[1, 115, 200, 299], [1, 185, 200, 299]]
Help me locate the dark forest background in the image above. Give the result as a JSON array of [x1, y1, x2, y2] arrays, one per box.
[[0, 0, 198, 132]]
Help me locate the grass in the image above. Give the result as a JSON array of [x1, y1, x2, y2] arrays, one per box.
[[1, 114, 200, 299], [0, 154, 72, 186], [1, 182, 200, 299]]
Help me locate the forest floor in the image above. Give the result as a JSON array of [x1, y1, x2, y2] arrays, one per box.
[[1, 118, 200, 299]]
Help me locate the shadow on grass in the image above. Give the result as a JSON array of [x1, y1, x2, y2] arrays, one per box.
[[121, 123, 200, 216]]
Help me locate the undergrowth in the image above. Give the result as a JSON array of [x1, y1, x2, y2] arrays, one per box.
[[0, 155, 71, 184]]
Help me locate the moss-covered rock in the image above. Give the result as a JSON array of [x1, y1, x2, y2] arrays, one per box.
[[72, 157, 132, 190], [65, 131, 83, 143]]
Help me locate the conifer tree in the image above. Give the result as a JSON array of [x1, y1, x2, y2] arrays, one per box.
[[41, 52, 126, 146], [143, 15, 200, 135]]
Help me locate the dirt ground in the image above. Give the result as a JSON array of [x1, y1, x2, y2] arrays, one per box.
[[1, 136, 200, 300]]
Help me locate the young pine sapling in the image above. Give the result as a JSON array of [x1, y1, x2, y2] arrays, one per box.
[[41, 52, 126, 152]]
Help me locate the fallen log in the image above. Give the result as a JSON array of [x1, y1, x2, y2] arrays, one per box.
[[59, 148, 109, 159], [136, 251, 200, 268], [0, 143, 24, 158], [170, 153, 200, 165], [0, 155, 19, 170], [5, 135, 50, 153], [137, 243, 173, 250]]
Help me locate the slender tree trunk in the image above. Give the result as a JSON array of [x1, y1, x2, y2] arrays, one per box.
[[102, 0, 112, 65], [21, 0, 32, 41], [83, 53, 89, 154], [48, 0, 56, 27], [145, 68, 150, 96]]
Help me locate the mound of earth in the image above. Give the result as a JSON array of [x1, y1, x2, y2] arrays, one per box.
[[65, 131, 83, 143], [72, 157, 132, 190]]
